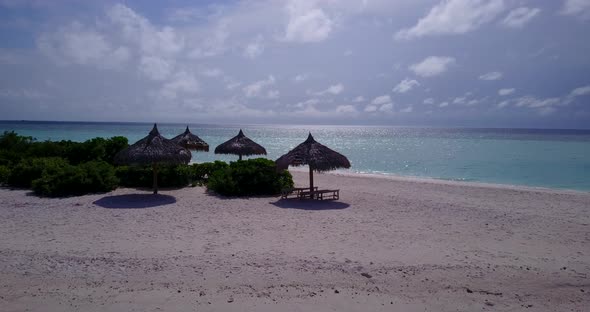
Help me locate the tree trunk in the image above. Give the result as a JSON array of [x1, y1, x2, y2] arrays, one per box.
[[309, 165, 314, 198], [152, 163, 159, 194], [239, 154, 243, 161]]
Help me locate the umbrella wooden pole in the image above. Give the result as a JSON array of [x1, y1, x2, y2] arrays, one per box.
[[309, 166, 314, 198], [152, 163, 159, 194]]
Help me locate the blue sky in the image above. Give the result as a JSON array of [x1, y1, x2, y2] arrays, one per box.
[[0, 0, 589, 128]]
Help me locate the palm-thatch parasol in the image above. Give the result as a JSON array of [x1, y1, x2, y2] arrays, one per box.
[[276, 133, 351, 195], [171, 126, 209, 152], [214, 129, 266, 160], [114, 124, 192, 194]]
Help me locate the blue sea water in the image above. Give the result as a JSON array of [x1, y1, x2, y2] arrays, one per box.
[[1, 121, 590, 191]]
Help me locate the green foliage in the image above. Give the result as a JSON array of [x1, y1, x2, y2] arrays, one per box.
[[0, 165, 10, 185], [0, 131, 295, 198], [116, 164, 192, 188], [32, 161, 118, 197], [207, 158, 293, 196], [0, 131, 34, 152], [7, 157, 70, 188], [190, 161, 229, 185], [0, 131, 128, 166]]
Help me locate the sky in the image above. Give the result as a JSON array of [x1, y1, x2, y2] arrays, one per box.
[[0, 0, 589, 128]]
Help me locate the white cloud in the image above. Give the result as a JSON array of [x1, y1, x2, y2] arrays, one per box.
[[497, 100, 510, 108], [569, 85, 590, 97], [561, 0, 590, 19], [226, 81, 242, 90], [37, 21, 130, 68], [368, 95, 394, 112], [410, 56, 455, 77], [400, 106, 413, 113], [501, 7, 541, 28], [514, 96, 560, 108], [243, 35, 264, 59], [379, 103, 394, 112], [139, 56, 173, 80], [243, 75, 276, 97], [293, 74, 308, 82], [352, 96, 365, 102], [498, 88, 515, 96], [371, 95, 391, 105], [453, 96, 467, 104], [393, 78, 420, 93], [201, 68, 223, 78], [439, 101, 449, 108], [188, 22, 229, 58], [107, 4, 184, 57], [266, 89, 280, 99], [315, 83, 344, 96], [336, 105, 356, 113], [284, 1, 333, 43], [423, 98, 435, 105], [395, 0, 505, 39], [479, 71, 503, 80], [159, 71, 199, 100]]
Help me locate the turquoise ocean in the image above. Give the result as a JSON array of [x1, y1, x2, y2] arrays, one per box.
[[1, 121, 590, 191]]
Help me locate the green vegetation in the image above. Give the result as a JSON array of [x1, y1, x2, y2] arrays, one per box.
[[0, 131, 293, 198], [32, 161, 119, 197], [208, 158, 293, 196]]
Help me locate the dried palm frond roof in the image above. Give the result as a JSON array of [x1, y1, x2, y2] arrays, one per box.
[[114, 124, 192, 165], [276, 133, 351, 172], [171, 126, 209, 152], [214, 129, 267, 157]]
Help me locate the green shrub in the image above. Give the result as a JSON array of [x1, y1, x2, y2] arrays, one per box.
[[32, 160, 118, 197], [7, 157, 70, 188], [207, 158, 293, 196], [0, 165, 10, 185], [0, 131, 128, 166], [0, 131, 34, 152], [116, 164, 193, 188], [115, 165, 152, 188], [190, 161, 229, 185]]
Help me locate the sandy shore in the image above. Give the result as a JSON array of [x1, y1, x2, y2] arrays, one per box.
[[1, 171, 588, 311]]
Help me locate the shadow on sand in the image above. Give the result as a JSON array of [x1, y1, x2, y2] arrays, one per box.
[[93, 194, 177, 209], [271, 199, 350, 210]]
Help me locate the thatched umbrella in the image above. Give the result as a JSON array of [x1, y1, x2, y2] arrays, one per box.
[[114, 124, 191, 194], [171, 126, 209, 152], [214, 129, 266, 160], [276, 133, 351, 195]]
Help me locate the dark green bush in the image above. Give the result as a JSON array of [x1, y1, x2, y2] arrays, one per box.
[[0, 131, 128, 166], [207, 158, 293, 196], [7, 157, 70, 188], [0, 165, 10, 185], [116, 164, 192, 188], [190, 161, 229, 185], [32, 160, 118, 197]]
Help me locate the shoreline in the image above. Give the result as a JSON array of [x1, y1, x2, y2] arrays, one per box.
[[288, 167, 590, 195]]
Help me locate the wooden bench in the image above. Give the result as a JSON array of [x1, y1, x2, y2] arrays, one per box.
[[314, 189, 339, 200], [296, 189, 339, 200], [281, 187, 318, 199]]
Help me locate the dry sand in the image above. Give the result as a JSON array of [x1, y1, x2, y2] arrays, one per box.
[[0, 171, 589, 311]]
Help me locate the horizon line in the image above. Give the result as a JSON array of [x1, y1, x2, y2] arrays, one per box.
[[1, 119, 590, 131]]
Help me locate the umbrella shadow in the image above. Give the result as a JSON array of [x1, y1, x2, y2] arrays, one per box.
[[271, 199, 350, 210], [93, 194, 177, 209]]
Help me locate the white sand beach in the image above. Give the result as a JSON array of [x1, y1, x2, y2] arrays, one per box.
[[0, 171, 588, 312]]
